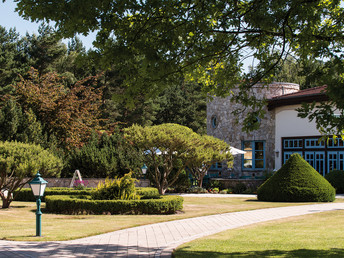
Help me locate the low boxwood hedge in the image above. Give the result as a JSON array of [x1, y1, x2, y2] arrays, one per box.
[[45, 195, 183, 215], [14, 187, 160, 202], [136, 187, 160, 199], [14, 187, 93, 202]]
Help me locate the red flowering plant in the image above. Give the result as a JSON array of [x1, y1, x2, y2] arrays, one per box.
[[73, 179, 89, 190]]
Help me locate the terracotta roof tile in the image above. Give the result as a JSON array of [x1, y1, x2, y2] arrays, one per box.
[[270, 85, 327, 100]]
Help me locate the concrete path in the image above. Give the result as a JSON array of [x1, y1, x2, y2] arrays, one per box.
[[1, 201, 344, 258]]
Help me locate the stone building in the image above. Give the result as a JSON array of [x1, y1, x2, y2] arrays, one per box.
[[206, 82, 327, 179]]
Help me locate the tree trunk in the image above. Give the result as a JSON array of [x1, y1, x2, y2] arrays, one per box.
[[197, 174, 205, 188], [1, 195, 12, 209], [197, 179, 203, 188], [158, 185, 166, 195]]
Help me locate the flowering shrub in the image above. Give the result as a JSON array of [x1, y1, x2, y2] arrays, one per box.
[[73, 179, 89, 190]]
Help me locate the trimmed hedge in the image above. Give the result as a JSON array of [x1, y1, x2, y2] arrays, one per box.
[[14, 187, 160, 202], [45, 195, 183, 215], [136, 187, 160, 199], [325, 170, 344, 194], [257, 154, 335, 202], [14, 187, 92, 202]]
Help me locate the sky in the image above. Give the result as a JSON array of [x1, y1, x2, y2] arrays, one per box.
[[0, 0, 96, 50]]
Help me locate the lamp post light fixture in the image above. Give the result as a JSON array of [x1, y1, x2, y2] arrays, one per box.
[[141, 164, 148, 179], [29, 172, 48, 237]]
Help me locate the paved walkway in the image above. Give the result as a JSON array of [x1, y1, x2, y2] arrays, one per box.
[[1, 201, 344, 258]]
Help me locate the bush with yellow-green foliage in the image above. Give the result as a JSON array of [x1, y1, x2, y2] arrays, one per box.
[[91, 172, 139, 200], [257, 153, 335, 202]]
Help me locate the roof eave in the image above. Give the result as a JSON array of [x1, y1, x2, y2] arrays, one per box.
[[267, 94, 329, 110]]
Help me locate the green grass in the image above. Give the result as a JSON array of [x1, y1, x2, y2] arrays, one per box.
[[1, 197, 343, 241], [173, 210, 344, 257]]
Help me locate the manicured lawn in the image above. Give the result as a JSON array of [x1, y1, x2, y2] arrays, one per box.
[[1, 197, 343, 241], [173, 210, 344, 257]]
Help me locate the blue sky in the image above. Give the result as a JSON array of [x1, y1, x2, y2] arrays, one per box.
[[0, 0, 95, 50]]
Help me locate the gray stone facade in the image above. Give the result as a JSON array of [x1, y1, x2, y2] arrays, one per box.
[[207, 82, 299, 178]]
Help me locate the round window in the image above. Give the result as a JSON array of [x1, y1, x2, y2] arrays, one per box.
[[211, 115, 218, 128]]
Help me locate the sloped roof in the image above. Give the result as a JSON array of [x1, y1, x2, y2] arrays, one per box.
[[268, 85, 328, 110]]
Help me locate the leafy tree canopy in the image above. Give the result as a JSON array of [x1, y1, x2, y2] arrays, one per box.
[[0, 141, 63, 208], [124, 123, 232, 193], [12, 0, 344, 132], [14, 68, 103, 148], [124, 123, 200, 194], [187, 134, 233, 188]]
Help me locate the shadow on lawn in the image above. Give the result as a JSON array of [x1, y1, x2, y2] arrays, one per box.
[[173, 248, 344, 257]]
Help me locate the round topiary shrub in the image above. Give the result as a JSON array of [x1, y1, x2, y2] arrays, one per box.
[[325, 170, 344, 194], [257, 153, 335, 202]]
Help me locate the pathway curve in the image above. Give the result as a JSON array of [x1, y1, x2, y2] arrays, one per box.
[[1, 202, 344, 258]]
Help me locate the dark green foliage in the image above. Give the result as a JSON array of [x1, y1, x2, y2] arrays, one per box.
[[0, 26, 30, 96], [13, 187, 92, 202], [233, 182, 247, 194], [45, 195, 183, 215], [0, 99, 46, 146], [273, 57, 328, 90], [257, 154, 335, 202], [325, 170, 344, 194], [63, 131, 143, 178], [172, 170, 191, 193], [26, 24, 67, 75], [210, 180, 223, 190], [92, 173, 138, 200], [153, 82, 207, 134]]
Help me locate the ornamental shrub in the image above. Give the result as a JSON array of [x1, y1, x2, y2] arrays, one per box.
[[45, 195, 183, 215], [92, 172, 139, 200], [325, 170, 344, 194], [257, 154, 335, 202]]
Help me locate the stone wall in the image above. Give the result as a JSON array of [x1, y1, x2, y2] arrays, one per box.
[[207, 82, 299, 178], [210, 178, 265, 190]]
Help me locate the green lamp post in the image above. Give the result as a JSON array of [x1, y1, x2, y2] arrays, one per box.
[[29, 172, 48, 237], [141, 164, 148, 179]]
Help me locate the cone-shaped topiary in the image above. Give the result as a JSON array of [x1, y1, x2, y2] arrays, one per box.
[[257, 153, 335, 202]]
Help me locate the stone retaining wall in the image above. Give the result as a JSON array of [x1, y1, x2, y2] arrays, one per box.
[[210, 178, 265, 190]]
